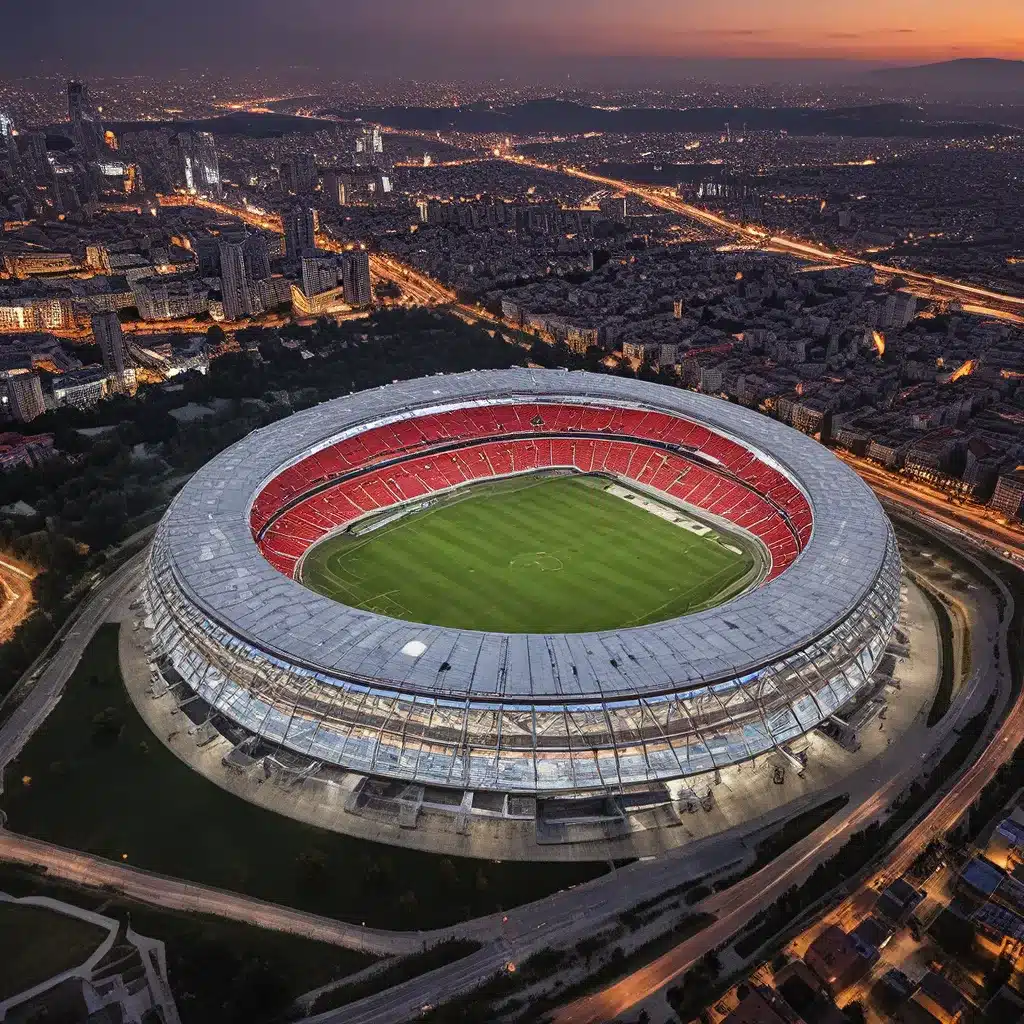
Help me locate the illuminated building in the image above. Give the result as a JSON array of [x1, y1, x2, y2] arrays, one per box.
[[321, 169, 348, 206], [354, 127, 390, 170], [132, 276, 210, 321], [218, 241, 261, 321], [257, 276, 293, 310], [990, 470, 1024, 520], [242, 233, 272, 283], [85, 244, 112, 274], [3, 252, 82, 278], [51, 366, 109, 410], [92, 312, 129, 391], [340, 250, 372, 307], [178, 132, 222, 198], [289, 281, 346, 316], [0, 297, 75, 333], [0, 109, 17, 174], [279, 153, 317, 195], [282, 205, 316, 260], [1, 371, 45, 423], [301, 252, 338, 298]]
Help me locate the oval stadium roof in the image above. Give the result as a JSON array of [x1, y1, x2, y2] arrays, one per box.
[[156, 368, 892, 703]]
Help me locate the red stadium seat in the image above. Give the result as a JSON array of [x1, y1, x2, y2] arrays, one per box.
[[252, 402, 812, 582]]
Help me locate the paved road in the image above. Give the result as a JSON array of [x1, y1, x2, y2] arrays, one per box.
[[838, 453, 1024, 562], [0, 555, 147, 775], [0, 821, 742, 958], [0, 831, 425, 957]]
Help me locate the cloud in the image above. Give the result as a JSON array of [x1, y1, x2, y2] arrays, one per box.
[[689, 29, 771, 37], [827, 33, 864, 39]]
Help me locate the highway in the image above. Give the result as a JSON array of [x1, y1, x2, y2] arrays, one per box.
[[835, 452, 1024, 563], [505, 155, 1024, 323]]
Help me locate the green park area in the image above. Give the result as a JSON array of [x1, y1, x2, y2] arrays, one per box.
[[0, 902, 107, 1000]]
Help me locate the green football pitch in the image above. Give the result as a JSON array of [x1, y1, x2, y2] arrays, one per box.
[[299, 475, 761, 633]]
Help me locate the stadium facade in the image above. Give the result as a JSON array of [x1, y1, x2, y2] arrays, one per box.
[[143, 369, 901, 797]]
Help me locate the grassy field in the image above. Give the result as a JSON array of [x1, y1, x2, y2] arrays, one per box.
[[301, 475, 758, 632], [0, 864, 376, 1024], [0, 902, 107, 1000], [1, 626, 607, 931]]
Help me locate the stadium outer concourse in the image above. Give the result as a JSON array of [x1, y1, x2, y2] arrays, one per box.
[[142, 368, 901, 809]]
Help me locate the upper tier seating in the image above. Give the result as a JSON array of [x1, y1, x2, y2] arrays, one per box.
[[256, 414, 809, 583]]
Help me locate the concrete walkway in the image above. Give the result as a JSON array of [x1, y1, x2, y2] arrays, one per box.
[[0, 891, 182, 1023]]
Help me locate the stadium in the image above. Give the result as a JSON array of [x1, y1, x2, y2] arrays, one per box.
[[141, 368, 901, 830]]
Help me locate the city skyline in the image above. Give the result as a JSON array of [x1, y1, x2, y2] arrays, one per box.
[[4, 0, 1024, 77], [6, 4, 1024, 1021]]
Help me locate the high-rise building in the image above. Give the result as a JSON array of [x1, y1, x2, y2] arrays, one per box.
[[301, 253, 338, 298], [67, 80, 90, 125], [990, 470, 1024, 520], [3, 372, 45, 423], [0, 109, 18, 175], [219, 240, 261, 321], [22, 133, 50, 177], [280, 153, 317, 195], [67, 80, 106, 160], [598, 196, 627, 223], [92, 311, 128, 385], [179, 132, 222, 197], [321, 169, 348, 206], [242, 233, 272, 282], [354, 127, 389, 169], [283, 205, 316, 260], [882, 292, 917, 330], [341, 250, 372, 308]]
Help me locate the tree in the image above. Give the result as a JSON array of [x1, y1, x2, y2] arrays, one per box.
[[843, 1001, 866, 1024], [91, 707, 123, 746]]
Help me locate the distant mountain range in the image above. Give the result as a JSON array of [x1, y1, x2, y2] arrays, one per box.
[[871, 58, 1024, 95]]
